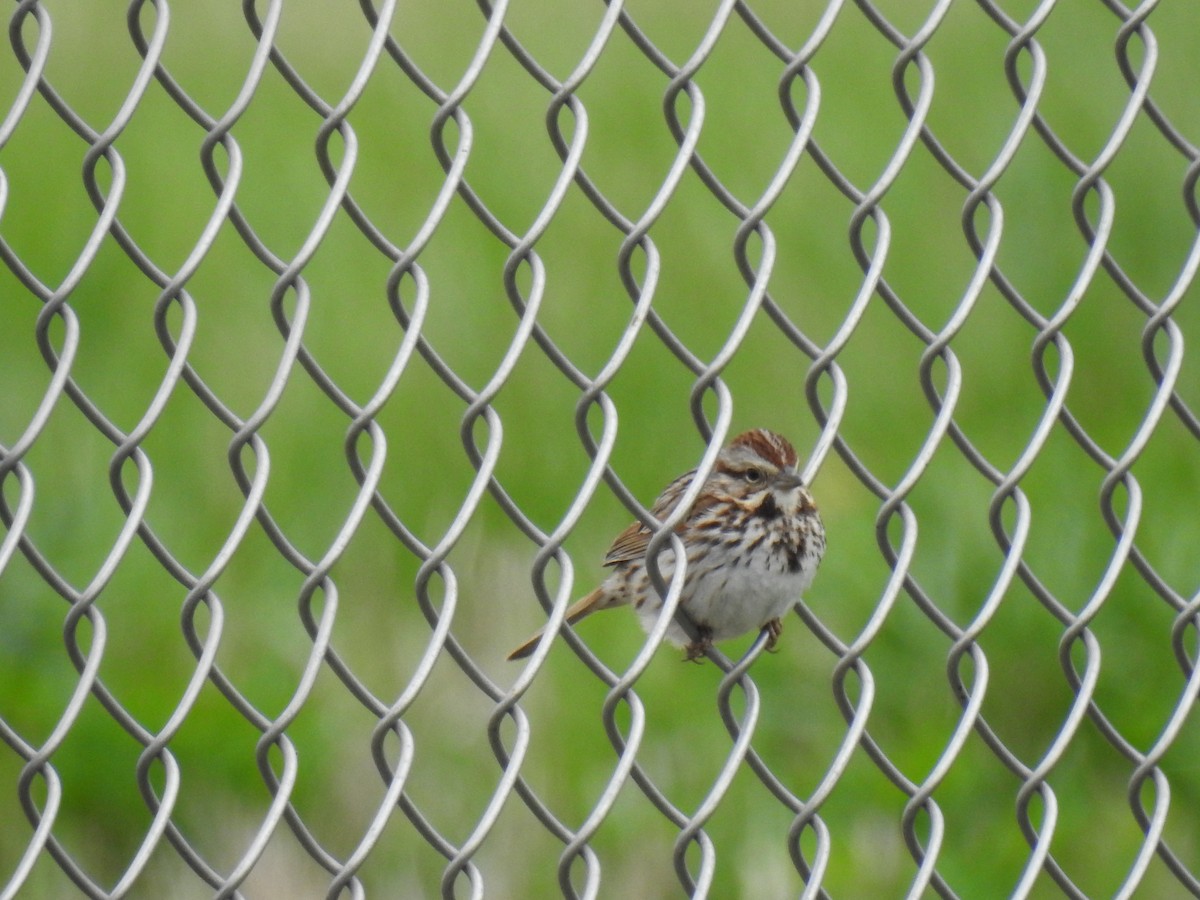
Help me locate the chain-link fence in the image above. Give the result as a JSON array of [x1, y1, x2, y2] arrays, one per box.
[[2, 1, 1200, 897]]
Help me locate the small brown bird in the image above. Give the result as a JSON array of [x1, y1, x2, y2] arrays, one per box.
[[508, 429, 825, 660]]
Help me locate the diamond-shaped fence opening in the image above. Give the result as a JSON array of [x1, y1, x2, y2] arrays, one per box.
[[2, 1, 1199, 897]]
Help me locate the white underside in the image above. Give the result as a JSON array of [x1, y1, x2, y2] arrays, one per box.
[[623, 556, 817, 648]]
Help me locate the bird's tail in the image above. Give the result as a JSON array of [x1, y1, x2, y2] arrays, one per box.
[[506, 586, 617, 660]]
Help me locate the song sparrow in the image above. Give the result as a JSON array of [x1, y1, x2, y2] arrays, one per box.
[[508, 429, 825, 661]]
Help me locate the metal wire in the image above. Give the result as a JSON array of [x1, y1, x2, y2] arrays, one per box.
[[2, 0, 1199, 897]]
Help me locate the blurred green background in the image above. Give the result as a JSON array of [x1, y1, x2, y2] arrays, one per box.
[[2, 0, 1200, 896]]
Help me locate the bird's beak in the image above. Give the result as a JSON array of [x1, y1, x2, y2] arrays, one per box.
[[772, 471, 805, 492], [772, 471, 817, 514]]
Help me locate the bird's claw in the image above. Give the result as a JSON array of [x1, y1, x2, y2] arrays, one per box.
[[764, 618, 783, 653], [683, 627, 714, 663]]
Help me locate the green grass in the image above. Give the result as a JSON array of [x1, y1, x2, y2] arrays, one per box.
[[2, 1, 1200, 897]]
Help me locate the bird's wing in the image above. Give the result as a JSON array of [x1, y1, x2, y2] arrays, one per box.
[[603, 520, 653, 567], [602, 467, 721, 567]]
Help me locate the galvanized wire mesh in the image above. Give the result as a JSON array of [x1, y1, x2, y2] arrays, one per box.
[[2, 0, 1200, 897]]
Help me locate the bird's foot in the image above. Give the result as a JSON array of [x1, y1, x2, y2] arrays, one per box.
[[683, 627, 714, 663], [764, 618, 783, 653]]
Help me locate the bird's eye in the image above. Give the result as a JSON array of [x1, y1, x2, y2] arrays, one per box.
[[744, 467, 764, 483]]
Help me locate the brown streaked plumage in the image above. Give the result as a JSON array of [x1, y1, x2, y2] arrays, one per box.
[[508, 429, 825, 661]]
